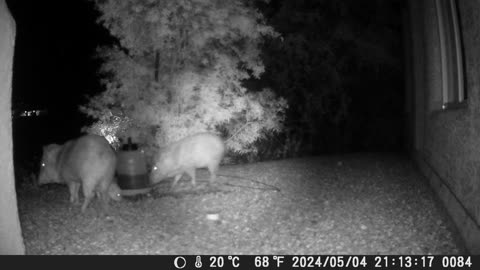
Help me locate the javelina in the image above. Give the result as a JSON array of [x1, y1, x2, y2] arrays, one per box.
[[151, 133, 225, 187], [38, 134, 120, 212], [103, 180, 122, 202]]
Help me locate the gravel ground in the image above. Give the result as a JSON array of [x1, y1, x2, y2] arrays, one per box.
[[17, 153, 466, 254]]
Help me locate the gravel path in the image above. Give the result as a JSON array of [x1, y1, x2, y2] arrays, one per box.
[[18, 153, 465, 254]]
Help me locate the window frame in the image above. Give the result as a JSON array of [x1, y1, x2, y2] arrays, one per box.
[[435, 0, 466, 110]]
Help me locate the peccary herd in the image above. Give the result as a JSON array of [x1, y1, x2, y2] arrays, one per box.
[[38, 133, 225, 212], [38, 134, 121, 212]]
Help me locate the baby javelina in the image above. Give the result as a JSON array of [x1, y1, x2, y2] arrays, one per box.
[[38, 134, 121, 212], [150, 133, 225, 188]]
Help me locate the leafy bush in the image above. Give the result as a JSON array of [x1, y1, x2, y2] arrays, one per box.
[[82, 0, 287, 157]]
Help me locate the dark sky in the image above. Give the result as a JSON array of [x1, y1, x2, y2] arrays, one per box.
[[6, 0, 114, 156], [7, 0, 110, 113]]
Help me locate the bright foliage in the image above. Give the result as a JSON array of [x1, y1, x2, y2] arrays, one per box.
[[81, 0, 287, 155]]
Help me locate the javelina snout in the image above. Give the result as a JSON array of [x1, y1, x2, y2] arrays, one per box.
[[151, 133, 225, 188]]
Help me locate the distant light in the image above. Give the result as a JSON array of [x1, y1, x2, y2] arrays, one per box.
[[18, 109, 47, 117]]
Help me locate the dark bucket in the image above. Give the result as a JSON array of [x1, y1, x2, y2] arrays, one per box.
[[116, 138, 151, 195]]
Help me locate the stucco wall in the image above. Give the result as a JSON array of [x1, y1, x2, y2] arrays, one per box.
[[410, 0, 480, 254], [0, 0, 25, 254]]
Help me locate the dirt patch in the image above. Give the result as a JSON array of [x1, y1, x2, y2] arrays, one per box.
[[17, 154, 465, 254]]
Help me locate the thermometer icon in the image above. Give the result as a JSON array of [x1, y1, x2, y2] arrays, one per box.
[[195, 256, 202, 268]]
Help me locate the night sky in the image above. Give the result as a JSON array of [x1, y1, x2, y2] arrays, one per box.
[[6, 0, 405, 172], [7, 0, 110, 120]]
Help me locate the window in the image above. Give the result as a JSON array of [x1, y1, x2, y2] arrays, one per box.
[[435, 0, 466, 109]]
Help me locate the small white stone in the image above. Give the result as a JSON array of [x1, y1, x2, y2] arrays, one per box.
[[206, 213, 219, 221]]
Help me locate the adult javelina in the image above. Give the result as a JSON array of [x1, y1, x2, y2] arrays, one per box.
[[151, 133, 225, 187], [38, 134, 120, 212]]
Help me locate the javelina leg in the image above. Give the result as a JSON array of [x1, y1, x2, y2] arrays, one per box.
[[68, 183, 76, 203], [171, 174, 182, 189], [98, 180, 111, 212], [98, 190, 110, 213], [207, 164, 219, 183], [81, 184, 95, 212], [68, 182, 80, 204], [74, 183, 81, 203], [185, 169, 196, 186], [81, 194, 94, 213]]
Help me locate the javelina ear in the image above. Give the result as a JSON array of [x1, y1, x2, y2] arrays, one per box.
[[43, 144, 60, 155]]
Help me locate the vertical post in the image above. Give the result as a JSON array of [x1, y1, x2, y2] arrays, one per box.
[[0, 0, 25, 254]]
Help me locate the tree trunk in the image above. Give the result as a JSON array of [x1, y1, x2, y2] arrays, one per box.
[[0, 0, 25, 254]]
